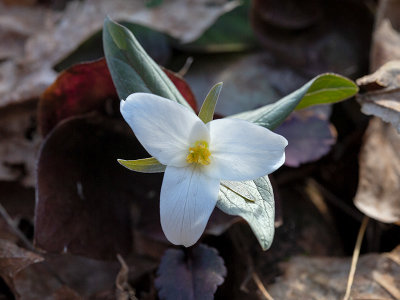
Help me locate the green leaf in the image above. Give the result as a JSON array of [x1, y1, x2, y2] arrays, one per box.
[[217, 176, 274, 250], [118, 158, 166, 173], [198, 82, 223, 123], [103, 17, 191, 110], [231, 73, 358, 129]]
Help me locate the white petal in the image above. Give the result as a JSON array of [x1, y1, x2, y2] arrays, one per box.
[[205, 118, 288, 181], [120, 93, 209, 167], [160, 166, 220, 247]]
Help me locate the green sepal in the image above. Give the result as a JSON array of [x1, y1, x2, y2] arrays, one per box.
[[198, 82, 223, 123], [118, 157, 166, 173]]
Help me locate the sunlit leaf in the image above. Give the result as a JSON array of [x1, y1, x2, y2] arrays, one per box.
[[198, 82, 223, 123], [118, 157, 166, 173], [217, 175, 275, 250], [231, 73, 358, 129]]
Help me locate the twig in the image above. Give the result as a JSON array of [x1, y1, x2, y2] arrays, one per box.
[[0, 202, 67, 286], [372, 271, 400, 300], [177, 56, 193, 77], [308, 179, 363, 222], [252, 272, 274, 300], [0, 202, 36, 252], [343, 215, 369, 300]]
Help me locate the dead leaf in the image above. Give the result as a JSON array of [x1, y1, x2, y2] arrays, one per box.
[[38, 59, 198, 137], [184, 52, 304, 116], [13, 253, 122, 299], [354, 118, 400, 223], [356, 60, 400, 133], [52, 286, 83, 300], [251, 0, 372, 77], [38, 59, 117, 137], [35, 114, 137, 260], [0, 101, 41, 186], [0, 0, 238, 107], [155, 244, 226, 300], [371, 0, 400, 70], [267, 245, 400, 300], [275, 109, 337, 167], [0, 239, 43, 293]]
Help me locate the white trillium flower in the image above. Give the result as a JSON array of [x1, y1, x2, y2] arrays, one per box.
[[120, 93, 288, 247]]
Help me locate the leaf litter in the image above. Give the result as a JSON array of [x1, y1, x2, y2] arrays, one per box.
[[0, 0, 400, 299]]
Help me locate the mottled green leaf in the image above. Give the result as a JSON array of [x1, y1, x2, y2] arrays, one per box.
[[217, 175, 274, 250]]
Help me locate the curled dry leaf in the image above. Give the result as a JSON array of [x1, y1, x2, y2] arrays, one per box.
[[354, 118, 400, 223], [357, 60, 400, 133], [371, 0, 400, 70], [267, 245, 400, 300], [0, 0, 237, 107]]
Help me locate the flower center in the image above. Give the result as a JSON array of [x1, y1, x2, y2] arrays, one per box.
[[186, 140, 211, 165]]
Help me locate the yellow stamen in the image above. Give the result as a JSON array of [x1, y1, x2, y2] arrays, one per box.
[[186, 140, 211, 166]]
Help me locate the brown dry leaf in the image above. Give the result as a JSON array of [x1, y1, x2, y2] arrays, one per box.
[[371, 0, 400, 70], [267, 245, 400, 300], [354, 118, 400, 223], [0, 239, 43, 291], [357, 61, 400, 133], [0, 0, 238, 107], [0, 101, 41, 186]]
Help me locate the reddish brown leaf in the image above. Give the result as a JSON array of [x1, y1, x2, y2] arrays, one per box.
[[163, 68, 198, 111], [38, 59, 117, 137], [39, 59, 198, 137], [35, 114, 140, 260], [155, 244, 226, 300]]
